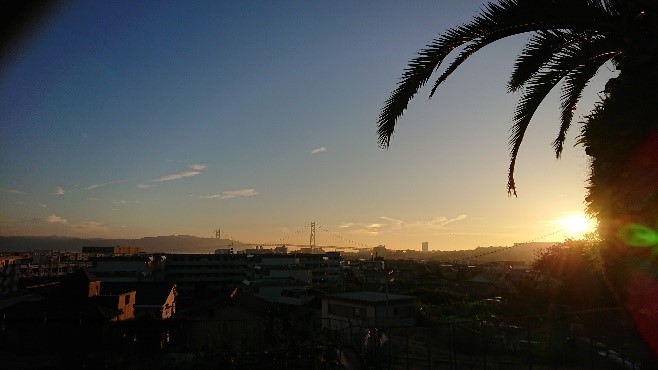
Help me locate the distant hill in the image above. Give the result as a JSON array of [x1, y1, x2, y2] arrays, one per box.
[[0, 235, 245, 254], [374, 242, 557, 264], [427, 242, 556, 264], [0, 236, 555, 263]]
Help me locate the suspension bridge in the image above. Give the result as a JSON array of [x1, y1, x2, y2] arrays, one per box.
[[213, 222, 374, 251], [211, 221, 563, 261]]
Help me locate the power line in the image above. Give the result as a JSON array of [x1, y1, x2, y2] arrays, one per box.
[[316, 224, 373, 249], [456, 230, 562, 262]]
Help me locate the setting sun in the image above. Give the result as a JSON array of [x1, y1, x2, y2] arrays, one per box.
[[558, 214, 596, 238]]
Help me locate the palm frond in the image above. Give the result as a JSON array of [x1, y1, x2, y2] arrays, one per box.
[[600, 0, 626, 16], [508, 30, 584, 92], [507, 67, 570, 196], [507, 30, 622, 194], [378, 0, 619, 148], [555, 39, 623, 156]]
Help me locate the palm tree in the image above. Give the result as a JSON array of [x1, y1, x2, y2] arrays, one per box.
[[378, 0, 657, 351], [378, 0, 657, 244]]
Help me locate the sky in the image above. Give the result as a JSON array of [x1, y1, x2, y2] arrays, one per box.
[[1, 1, 612, 250]]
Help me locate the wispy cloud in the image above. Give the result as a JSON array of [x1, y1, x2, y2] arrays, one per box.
[[137, 183, 154, 189], [87, 197, 99, 201], [39, 204, 47, 208], [380, 216, 404, 229], [188, 164, 207, 171], [1, 188, 25, 194], [52, 186, 65, 195], [195, 188, 258, 199], [72, 221, 111, 235], [155, 164, 207, 182], [381, 215, 467, 230], [335, 221, 383, 235], [336, 215, 468, 235], [46, 214, 67, 224], [86, 180, 123, 190], [311, 146, 327, 154], [155, 171, 200, 182], [24, 215, 112, 237], [113, 200, 140, 205]]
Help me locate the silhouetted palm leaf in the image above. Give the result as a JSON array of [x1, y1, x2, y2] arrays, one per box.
[[377, 0, 642, 196]]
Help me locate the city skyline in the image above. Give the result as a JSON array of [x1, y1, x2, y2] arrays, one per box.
[[1, 1, 603, 250]]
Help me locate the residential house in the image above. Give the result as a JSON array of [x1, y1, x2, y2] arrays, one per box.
[[175, 287, 275, 355], [102, 282, 177, 319], [322, 291, 416, 337]]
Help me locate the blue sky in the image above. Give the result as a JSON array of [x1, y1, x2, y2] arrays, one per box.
[[1, 1, 609, 250]]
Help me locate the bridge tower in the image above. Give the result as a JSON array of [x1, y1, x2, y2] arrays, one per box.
[[309, 222, 316, 253]]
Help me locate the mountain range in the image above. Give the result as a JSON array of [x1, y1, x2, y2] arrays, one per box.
[[0, 235, 245, 254]]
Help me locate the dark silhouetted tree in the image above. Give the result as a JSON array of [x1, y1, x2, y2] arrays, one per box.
[[378, 0, 657, 295], [533, 238, 613, 308], [379, 0, 658, 353]]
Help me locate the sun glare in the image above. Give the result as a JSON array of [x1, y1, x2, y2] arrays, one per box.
[[558, 214, 596, 238]]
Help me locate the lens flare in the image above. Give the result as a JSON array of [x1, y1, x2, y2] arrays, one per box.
[[617, 223, 658, 248]]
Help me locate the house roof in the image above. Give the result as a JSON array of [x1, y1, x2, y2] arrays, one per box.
[[324, 291, 414, 305], [101, 282, 176, 307], [90, 295, 123, 320], [179, 287, 274, 318], [66, 267, 100, 283], [90, 256, 152, 262], [230, 288, 274, 314]]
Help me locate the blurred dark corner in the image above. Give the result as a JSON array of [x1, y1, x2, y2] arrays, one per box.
[[1, 1, 62, 72]]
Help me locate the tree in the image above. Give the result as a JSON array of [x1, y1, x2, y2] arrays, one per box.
[[533, 238, 613, 308], [378, 0, 657, 352]]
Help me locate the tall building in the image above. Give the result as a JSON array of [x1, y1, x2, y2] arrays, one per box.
[[422, 241, 429, 253]]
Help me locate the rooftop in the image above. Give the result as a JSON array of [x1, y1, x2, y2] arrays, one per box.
[[324, 291, 414, 304], [101, 282, 176, 306]]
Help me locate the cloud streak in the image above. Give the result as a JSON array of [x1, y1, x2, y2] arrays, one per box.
[[1, 188, 25, 194], [53, 186, 65, 195], [155, 171, 200, 182], [195, 188, 258, 199], [155, 164, 207, 182], [334, 221, 383, 235], [188, 164, 207, 171], [311, 146, 327, 154], [381, 215, 468, 229], [46, 214, 67, 224], [113, 200, 140, 205], [86, 180, 123, 190], [336, 214, 468, 235], [72, 221, 110, 235]]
